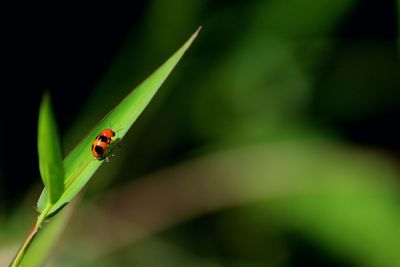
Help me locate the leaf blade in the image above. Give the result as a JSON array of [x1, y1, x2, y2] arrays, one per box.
[[37, 93, 65, 204], [37, 27, 201, 216]]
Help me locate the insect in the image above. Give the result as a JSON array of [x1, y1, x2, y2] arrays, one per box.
[[91, 128, 116, 161]]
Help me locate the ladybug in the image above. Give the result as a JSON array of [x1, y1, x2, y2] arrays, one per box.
[[91, 128, 116, 161]]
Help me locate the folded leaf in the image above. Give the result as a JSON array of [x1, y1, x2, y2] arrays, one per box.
[[37, 93, 65, 204]]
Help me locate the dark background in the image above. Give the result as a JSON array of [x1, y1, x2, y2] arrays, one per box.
[[1, 1, 399, 266], [2, 0, 398, 206], [1, 2, 147, 204]]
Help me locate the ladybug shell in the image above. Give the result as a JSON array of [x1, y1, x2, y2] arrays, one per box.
[[99, 128, 115, 139], [91, 128, 116, 159]]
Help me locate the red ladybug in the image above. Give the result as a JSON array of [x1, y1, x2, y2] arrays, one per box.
[[91, 128, 116, 160]]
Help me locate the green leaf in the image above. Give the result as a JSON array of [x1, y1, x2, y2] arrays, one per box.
[[37, 27, 201, 217], [38, 93, 65, 204]]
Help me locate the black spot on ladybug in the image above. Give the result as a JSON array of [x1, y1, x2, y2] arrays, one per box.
[[95, 145, 104, 155], [99, 135, 108, 142]]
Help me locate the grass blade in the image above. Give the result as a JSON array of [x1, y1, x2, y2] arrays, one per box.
[[37, 93, 65, 204], [37, 27, 201, 217]]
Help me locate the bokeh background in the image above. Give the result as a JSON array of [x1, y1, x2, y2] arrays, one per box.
[[1, 1, 400, 266]]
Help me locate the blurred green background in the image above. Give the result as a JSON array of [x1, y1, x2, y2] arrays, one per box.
[[1, 1, 400, 266]]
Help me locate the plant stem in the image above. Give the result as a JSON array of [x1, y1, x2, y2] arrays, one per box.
[[10, 203, 52, 267]]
